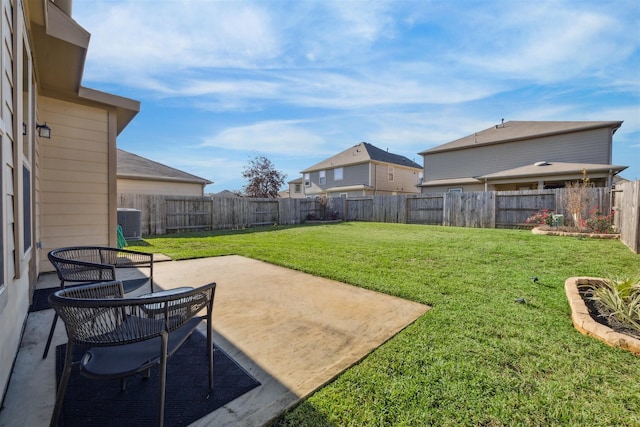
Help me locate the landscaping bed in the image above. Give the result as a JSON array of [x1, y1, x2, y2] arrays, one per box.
[[533, 226, 620, 239], [565, 277, 640, 355]]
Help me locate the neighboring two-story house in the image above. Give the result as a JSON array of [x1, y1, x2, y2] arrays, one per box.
[[418, 121, 627, 193], [281, 177, 305, 198], [300, 142, 423, 198]]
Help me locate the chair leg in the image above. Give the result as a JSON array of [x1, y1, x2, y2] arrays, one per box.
[[50, 342, 74, 427], [42, 312, 59, 359], [158, 332, 168, 427], [207, 322, 214, 390]]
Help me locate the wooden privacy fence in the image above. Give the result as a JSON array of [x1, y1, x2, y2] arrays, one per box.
[[613, 180, 640, 253], [119, 184, 639, 253]]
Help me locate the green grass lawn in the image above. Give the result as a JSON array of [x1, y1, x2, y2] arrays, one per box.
[[129, 223, 640, 426]]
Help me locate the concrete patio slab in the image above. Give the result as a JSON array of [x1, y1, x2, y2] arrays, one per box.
[[0, 255, 429, 426]]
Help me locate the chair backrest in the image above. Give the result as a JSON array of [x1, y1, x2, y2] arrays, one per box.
[[48, 248, 117, 284], [49, 281, 216, 348]]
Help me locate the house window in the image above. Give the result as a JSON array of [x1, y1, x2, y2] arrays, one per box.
[[294, 183, 301, 193], [388, 166, 394, 182], [304, 173, 310, 187], [319, 170, 326, 185], [334, 167, 343, 181], [448, 188, 462, 193]]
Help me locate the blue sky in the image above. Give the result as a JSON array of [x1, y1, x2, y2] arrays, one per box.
[[73, 0, 640, 193]]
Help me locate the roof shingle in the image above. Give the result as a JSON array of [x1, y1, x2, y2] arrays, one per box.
[[301, 142, 421, 173], [117, 149, 211, 184], [419, 121, 623, 155]]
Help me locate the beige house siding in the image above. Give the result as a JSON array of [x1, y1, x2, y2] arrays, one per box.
[[118, 178, 204, 196], [39, 97, 111, 270], [422, 183, 486, 193], [1, 0, 140, 401], [370, 163, 421, 194], [0, 0, 35, 400], [424, 127, 612, 181], [287, 180, 305, 198]]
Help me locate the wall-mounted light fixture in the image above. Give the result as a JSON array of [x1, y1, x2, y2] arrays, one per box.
[[36, 122, 51, 139], [22, 122, 27, 136]]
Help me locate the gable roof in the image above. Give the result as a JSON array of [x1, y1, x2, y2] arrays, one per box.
[[419, 121, 623, 155], [301, 142, 421, 173], [117, 149, 212, 185]]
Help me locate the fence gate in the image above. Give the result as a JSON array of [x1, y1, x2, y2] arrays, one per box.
[[346, 198, 374, 221], [406, 196, 444, 225], [249, 200, 279, 226], [166, 198, 212, 232], [495, 192, 556, 228]]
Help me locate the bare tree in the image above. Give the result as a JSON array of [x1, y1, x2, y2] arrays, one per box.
[[561, 170, 592, 227], [242, 155, 287, 198]]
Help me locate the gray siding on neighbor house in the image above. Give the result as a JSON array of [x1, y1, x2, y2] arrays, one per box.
[[307, 163, 371, 193], [424, 128, 612, 181], [342, 163, 371, 187]]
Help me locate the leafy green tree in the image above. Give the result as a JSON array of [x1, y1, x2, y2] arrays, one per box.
[[241, 155, 286, 198]]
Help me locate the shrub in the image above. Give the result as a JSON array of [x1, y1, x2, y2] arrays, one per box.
[[580, 277, 640, 335], [525, 209, 554, 226], [582, 208, 615, 234]]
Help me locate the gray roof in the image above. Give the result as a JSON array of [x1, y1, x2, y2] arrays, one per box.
[[419, 121, 623, 155], [301, 142, 422, 173], [117, 149, 212, 185], [478, 161, 627, 180]]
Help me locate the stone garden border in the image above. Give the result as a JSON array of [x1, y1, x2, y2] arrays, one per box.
[[533, 227, 620, 239], [565, 277, 640, 356]]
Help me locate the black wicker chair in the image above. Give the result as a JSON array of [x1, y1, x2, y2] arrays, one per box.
[[43, 246, 155, 359], [48, 281, 216, 427]]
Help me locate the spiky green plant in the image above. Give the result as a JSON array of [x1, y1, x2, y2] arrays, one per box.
[[582, 277, 640, 333]]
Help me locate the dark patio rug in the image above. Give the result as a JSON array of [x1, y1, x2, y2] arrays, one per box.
[[55, 332, 260, 426], [29, 287, 58, 312]]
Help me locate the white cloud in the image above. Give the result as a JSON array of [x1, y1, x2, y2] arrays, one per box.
[[77, 1, 280, 83], [202, 121, 326, 155]]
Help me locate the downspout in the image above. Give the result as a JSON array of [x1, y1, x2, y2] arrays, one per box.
[[12, 2, 21, 278], [373, 163, 377, 196], [608, 169, 613, 218]]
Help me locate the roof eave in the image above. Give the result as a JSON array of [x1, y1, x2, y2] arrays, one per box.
[[480, 165, 628, 181], [118, 174, 212, 185], [28, 0, 139, 134]]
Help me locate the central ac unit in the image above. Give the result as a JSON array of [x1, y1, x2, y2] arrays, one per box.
[[117, 208, 142, 240]]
